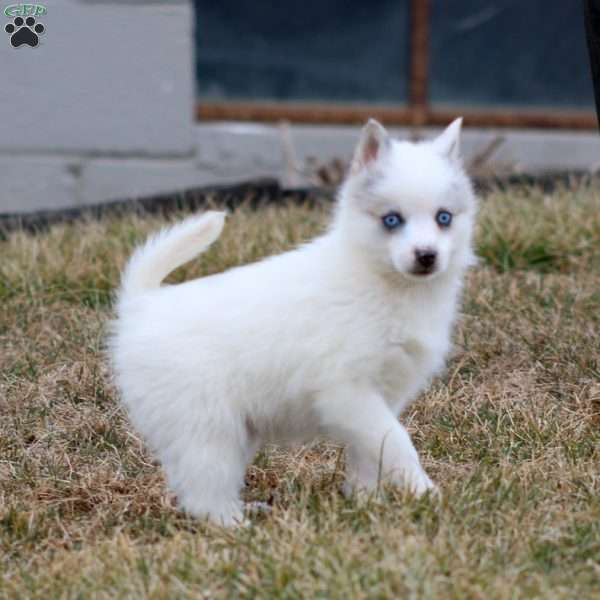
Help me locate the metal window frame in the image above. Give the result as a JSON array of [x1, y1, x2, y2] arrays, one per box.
[[196, 0, 597, 130]]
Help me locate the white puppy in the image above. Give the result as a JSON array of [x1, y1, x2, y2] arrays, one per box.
[[110, 119, 477, 526]]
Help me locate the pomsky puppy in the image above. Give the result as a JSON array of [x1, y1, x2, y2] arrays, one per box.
[[110, 118, 477, 526]]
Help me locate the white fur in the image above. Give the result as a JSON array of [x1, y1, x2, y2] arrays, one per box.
[[110, 119, 477, 526]]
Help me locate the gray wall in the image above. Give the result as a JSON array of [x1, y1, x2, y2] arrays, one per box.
[[1, 0, 200, 213]]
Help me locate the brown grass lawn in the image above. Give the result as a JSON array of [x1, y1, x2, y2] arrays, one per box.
[[1, 182, 599, 598]]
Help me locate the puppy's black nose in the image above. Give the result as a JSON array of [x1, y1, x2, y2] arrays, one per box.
[[415, 248, 437, 269]]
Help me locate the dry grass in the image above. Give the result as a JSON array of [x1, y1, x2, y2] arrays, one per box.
[[1, 183, 599, 599]]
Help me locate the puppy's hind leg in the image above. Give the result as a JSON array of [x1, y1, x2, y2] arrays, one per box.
[[161, 417, 254, 527]]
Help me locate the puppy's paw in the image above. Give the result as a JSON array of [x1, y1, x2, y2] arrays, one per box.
[[400, 466, 439, 498], [182, 497, 245, 527]]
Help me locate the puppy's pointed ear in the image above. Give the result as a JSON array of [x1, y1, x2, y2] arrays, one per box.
[[351, 119, 390, 173], [432, 117, 463, 162]]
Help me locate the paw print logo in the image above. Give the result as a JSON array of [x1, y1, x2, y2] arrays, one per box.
[[5, 16, 45, 48]]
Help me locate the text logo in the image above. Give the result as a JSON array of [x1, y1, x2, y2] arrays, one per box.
[[4, 4, 46, 17]]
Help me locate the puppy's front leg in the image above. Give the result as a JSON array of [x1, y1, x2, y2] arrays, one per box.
[[316, 383, 435, 497]]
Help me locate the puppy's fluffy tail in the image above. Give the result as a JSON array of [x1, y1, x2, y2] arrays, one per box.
[[120, 211, 226, 297]]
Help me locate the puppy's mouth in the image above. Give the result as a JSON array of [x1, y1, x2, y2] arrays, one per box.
[[410, 265, 436, 277]]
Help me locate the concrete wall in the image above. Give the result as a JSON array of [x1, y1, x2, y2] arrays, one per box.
[[1, 0, 199, 212], [1, 1, 599, 214]]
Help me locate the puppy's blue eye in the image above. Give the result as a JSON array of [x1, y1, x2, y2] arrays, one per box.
[[382, 212, 404, 231], [436, 210, 452, 227]]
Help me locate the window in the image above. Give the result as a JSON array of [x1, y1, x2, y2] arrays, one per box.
[[194, 1, 596, 128]]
